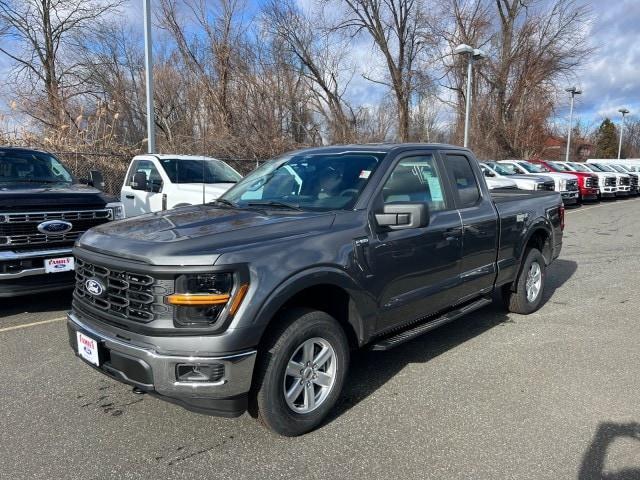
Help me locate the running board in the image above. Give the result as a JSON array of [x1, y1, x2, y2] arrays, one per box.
[[369, 297, 493, 351]]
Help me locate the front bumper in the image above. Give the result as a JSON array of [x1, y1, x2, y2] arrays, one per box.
[[580, 188, 599, 201], [67, 312, 257, 417], [561, 191, 579, 205], [0, 247, 75, 297]]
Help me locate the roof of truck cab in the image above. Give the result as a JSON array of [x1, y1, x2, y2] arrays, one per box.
[[286, 143, 470, 155], [0, 146, 52, 155], [133, 154, 220, 160]]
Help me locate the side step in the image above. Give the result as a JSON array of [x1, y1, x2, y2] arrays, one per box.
[[369, 296, 493, 351]]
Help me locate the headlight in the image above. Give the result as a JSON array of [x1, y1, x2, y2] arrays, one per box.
[[106, 202, 125, 220], [167, 273, 248, 327]]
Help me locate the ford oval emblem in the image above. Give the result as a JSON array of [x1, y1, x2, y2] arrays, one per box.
[[85, 278, 105, 296], [37, 220, 73, 234]]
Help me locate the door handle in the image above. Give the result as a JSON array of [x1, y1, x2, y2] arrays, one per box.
[[442, 228, 462, 242], [125, 195, 134, 199]]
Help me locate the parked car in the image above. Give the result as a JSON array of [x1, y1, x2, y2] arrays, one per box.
[[0, 147, 123, 297], [498, 160, 579, 205], [480, 161, 555, 191], [68, 144, 564, 436], [582, 163, 631, 197], [530, 160, 599, 202], [121, 154, 242, 217], [479, 166, 518, 189], [607, 164, 639, 195], [563, 162, 617, 199]]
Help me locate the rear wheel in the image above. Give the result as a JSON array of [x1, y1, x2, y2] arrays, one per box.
[[250, 308, 349, 436], [503, 248, 546, 314]]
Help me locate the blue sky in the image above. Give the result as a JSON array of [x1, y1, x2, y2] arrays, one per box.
[[1, 0, 638, 133]]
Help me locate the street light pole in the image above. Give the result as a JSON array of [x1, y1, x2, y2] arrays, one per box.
[[564, 87, 581, 162], [617, 108, 630, 160], [143, 0, 156, 154], [455, 44, 485, 148]]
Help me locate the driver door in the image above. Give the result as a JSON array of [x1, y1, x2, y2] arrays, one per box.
[[121, 160, 164, 217], [365, 151, 464, 333]]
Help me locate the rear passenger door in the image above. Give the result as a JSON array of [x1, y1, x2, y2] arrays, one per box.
[[441, 152, 499, 299]]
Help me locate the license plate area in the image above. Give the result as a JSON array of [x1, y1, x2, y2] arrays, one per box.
[[76, 331, 102, 367], [45, 256, 74, 273]]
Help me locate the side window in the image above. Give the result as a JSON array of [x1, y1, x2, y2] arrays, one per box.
[[382, 154, 447, 211], [127, 160, 162, 191], [443, 154, 481, 208]]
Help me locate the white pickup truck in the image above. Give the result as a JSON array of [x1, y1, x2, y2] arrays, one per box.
[[120, 154, 242, 217]]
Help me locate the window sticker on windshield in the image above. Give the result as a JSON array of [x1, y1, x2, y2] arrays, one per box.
[[359, 170, 371, 179]]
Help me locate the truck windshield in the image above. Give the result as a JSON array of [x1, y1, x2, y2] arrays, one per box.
[[567, 163, 589, 172], [609, 165, 627, 173], [0, 151, 73, 184], [159, 158, 242, 184], [518, 162, 548, 173], [220, 151, 385, 211], [549, 162, 571, 172], [594, 164, 615, 172], [487, 162, 518, 176]]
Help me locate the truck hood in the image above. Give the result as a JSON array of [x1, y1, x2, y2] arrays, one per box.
[[0, 183, 116, 210], [77, 205, 336, 265]]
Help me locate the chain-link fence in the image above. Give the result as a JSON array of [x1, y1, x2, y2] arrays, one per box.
[[54, 152, 263, 196]]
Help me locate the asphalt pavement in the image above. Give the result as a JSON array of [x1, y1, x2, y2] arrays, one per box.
[[2, 198, 640, 479]]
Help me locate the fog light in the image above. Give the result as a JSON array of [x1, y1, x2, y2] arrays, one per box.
[[176, 363, 224, 382]]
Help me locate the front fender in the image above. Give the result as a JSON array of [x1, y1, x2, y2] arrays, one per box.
[[250, 266, 377, 347]]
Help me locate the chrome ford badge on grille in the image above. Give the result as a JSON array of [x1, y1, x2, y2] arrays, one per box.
[[85, 278, 105, 296], [37, 220, 73, 234]]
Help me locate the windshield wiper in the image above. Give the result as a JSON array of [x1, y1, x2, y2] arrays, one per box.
[[246, 200, 303, 211], [214, 198, 236, 208], [3, 179, 68, 184]]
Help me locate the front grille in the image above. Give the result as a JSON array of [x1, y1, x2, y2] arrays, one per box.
[[566, 180, 579, 191], [629, 175, 638, 187], [585, 177, 598, 188], [74, 258, 171, 323], [605, 177, 616, 187], [620, 177, 630, 186], [537, 181, 555, 191], [0, 210, 110, 247]]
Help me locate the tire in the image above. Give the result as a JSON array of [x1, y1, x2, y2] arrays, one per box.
[[250, 308, 350, 436], [503, 248, 546, 314]]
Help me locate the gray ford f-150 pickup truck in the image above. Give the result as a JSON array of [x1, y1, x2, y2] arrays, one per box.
[[67, 144, 564, 436]]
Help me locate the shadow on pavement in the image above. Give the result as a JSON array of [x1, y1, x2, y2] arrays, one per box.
[[327, 253, 578, 425], [1, 288, 73, 317], [579, 422, 640, 480]]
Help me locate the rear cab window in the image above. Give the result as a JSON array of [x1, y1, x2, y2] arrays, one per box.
[[443, 154, 481, 208]]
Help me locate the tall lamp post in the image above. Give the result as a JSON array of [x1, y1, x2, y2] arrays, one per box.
[[617, 108, 630, 160], [564, 87, 581, 162], [455, 44, 486, 148], [143, 0, 156, 154]]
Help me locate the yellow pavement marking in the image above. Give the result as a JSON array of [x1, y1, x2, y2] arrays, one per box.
[[0, 316, 66, 333]]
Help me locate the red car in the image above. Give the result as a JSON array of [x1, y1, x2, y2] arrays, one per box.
[[530, 160, 599, 202]]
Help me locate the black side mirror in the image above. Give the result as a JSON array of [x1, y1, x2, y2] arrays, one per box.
[[131, 171, 148, 191], [89, 170, 105, 190], [483, 169, 495, 177], [375, 203, 428, 230]]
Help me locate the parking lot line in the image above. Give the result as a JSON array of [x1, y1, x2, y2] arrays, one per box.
[[566, 201, 626, 215], [0, 316, 66, 333]]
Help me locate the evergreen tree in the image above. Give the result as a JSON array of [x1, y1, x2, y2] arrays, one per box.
[[595, 118, 619, 158]]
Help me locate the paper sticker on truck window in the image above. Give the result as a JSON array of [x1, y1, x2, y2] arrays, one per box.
[[359, 170, 371, 179], [425, 175, 444, 202]]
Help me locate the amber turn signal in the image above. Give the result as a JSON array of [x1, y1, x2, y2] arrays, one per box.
[[167, 293, 230, 306], [229, 284, 249, 315]]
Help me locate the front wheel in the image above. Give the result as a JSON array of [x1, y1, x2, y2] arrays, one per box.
[[250, 308, 349, 436], [503, 248, 546, 314]]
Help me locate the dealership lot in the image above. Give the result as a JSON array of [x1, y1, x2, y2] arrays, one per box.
[[2, 199, 640, 479]]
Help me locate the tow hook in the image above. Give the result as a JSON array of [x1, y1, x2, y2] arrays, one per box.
[[132, 387, 146, 395]]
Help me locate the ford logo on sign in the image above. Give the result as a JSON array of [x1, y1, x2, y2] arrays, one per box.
[[37, 220, 73, 234], [85, 278, 105, 296]]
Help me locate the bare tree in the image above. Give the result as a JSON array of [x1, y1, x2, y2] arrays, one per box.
[[0, 0, 124, 127], [328, 0, 435, 142], [264, 0, 357, 143]]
